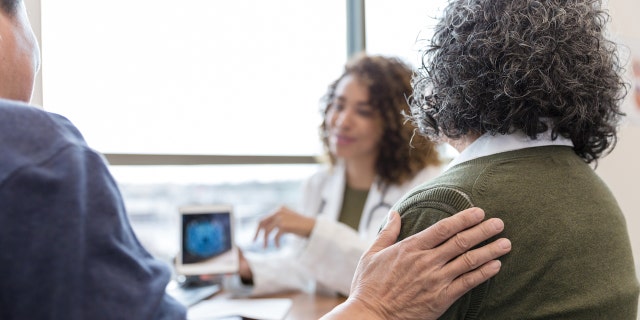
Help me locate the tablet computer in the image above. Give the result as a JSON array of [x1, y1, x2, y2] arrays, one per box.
[[175, 204, 239, 275]]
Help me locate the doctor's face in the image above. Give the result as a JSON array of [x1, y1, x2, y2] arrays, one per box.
[[325, 74, 383, 164]]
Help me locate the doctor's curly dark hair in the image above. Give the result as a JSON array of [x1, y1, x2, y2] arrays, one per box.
[[409, 0, 627, 163]]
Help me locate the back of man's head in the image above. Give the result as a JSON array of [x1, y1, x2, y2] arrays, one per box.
[[0, 0, 19, 15]]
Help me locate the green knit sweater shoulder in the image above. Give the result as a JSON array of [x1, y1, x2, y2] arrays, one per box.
[[392, 146, 639, 320]]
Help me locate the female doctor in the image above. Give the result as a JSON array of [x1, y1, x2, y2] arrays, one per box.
[[233, 54, 443, 296]]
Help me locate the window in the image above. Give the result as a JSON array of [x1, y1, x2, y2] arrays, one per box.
[[365, 0, 448, 69], [41, 0, 346, 156]]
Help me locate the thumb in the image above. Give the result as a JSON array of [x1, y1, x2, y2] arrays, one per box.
[[368, 211, 401, 253]]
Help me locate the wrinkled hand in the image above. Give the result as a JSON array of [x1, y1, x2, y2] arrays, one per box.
[[253, 206, 316, 248], [322, 207, 511, 320]]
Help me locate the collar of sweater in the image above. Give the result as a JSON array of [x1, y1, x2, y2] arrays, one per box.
[[444, 130, 573, 172]]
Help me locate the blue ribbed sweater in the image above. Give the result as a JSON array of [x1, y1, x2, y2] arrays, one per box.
[[0, 99, 186, 319]]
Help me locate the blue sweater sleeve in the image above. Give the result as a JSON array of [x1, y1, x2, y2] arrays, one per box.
[[0, 144, 186, 320]]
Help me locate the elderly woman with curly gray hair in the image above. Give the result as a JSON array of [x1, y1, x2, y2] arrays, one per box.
[[392, 0, 640, 318]]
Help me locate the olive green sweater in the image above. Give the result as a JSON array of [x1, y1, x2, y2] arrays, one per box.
[[393, 146, 639, 319]]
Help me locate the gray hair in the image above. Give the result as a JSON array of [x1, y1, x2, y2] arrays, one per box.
[[410, 0, 627, 163]]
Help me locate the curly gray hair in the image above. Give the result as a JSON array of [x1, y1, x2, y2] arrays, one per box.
[[410, 0, 627, 163]]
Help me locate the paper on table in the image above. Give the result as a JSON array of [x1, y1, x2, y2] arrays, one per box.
[[187, 298, 292, 320]]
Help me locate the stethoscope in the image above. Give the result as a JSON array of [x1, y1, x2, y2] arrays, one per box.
[[317, 184, 393, 228]]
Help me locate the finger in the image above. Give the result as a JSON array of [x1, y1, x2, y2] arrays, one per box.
[[438, 218, 505, 262], [199, 274, 215, 281], [262, 227, 274, 249], [253, 221, 272, 242], [274, 230, 285, 247], [367, 211, 401, 254], [253, 217, 273, 241], [405, 207, 485, 250], [445, 259, 502, 301], [446, 237, 511, 278], [260, 222, 279, 248], [253, 226, 263, 242]]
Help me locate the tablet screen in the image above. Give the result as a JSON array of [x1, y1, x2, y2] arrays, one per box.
[[182, 212, 232, 264], [176, 205, 238, 275]]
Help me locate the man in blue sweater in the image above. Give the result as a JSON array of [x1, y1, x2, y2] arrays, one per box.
[[0, 1, 511, 319]]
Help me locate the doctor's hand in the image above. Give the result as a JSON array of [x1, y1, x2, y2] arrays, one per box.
[[237, 249, 254, 284], [321, 208, 511, 320], [254, 206, 316, 248]]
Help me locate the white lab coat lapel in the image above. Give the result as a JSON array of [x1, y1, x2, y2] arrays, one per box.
[[319, 163, 388, 240], [318, 163, 347, 221], [317, 162, 425, 242]]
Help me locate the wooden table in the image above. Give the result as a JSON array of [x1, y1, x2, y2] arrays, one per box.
[[264, 291, 346, 320], [209, 290, 346, 320]]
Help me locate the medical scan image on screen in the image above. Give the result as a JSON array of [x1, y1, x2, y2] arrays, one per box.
[[181, 213, 232, 264]]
